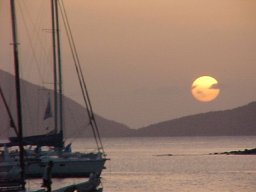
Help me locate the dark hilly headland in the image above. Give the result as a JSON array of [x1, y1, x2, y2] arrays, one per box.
[[0, 70, 133, 138], [135, 102, 256, 137], [210, 148, 256, 155], [1, 70, 256, 138]]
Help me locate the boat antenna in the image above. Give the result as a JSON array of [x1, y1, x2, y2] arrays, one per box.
[[10, 0, 25, 189]]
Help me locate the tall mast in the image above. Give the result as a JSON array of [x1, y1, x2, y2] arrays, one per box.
[[51, 0, 58, 135], [55, 0, 64, 145], [10, 0, 25, 189], [51, 0, 64, 147]]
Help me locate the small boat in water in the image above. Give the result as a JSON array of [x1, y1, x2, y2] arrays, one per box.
[[1, 144, 106, 179]]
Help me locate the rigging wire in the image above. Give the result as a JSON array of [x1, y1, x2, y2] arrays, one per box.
[[16, 1, 39, 135], [57, 1, 99, 150], [0, 86, 18, 136], [16, 1, 54, 136], [16, 0, 50, 85], [62, 100, 92, 144], [58, 0, 105, 154], [60, 105, 102, 151]]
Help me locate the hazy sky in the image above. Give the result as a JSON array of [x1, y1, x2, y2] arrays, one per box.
[[1, 0, 256, 128]]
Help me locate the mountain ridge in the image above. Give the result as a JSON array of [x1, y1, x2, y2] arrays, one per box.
[[1, 70, 256, 138], [0, 70, 133, 138], [135, 102, 256, 136]]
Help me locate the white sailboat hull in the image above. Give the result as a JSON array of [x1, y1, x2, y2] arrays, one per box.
[[0, 154, 107, 179], [25, 157, 106, 178]]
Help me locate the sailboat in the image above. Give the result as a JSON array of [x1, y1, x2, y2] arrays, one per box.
[[0, 0, 107, 191]]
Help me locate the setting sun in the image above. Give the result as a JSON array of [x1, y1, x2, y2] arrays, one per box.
[[191, 76, 220, 102]]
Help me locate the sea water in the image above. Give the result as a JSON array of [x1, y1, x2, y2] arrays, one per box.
[[101, 136, 256, 192], [27, 136, 256, 191]]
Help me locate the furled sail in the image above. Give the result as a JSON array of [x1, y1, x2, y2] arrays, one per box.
[[8, 132, 63, 147]]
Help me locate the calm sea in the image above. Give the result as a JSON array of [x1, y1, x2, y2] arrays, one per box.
[[27, 136, 256, 192]]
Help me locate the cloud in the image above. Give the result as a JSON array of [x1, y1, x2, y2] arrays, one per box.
[[191, 85, 198, 90], [209, 83, 219, 90]]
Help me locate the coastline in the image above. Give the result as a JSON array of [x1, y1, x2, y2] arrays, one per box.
[[210, 148, 256, 155]]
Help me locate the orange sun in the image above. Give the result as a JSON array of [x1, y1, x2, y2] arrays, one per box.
[[191, 76, 220, 102]]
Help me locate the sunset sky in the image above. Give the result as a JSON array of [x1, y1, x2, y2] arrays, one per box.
[[1, 0, 256, 128]]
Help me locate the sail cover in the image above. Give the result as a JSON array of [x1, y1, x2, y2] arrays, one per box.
[[7, 132, 63, 147]]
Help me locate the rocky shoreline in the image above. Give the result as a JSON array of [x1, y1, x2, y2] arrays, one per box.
[[210, 148, 256, 155]]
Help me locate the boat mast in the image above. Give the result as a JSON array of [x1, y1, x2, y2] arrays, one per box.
[[10, 0, 25, 189], [51, 0, 58, 137], [54, 0, 64, 145], [51, 0, 64, 147]]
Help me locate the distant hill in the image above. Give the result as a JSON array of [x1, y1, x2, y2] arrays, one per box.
[[1, 70, 256, 138], [135, 102, 256, 136], [0, 70, 134, 138]]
